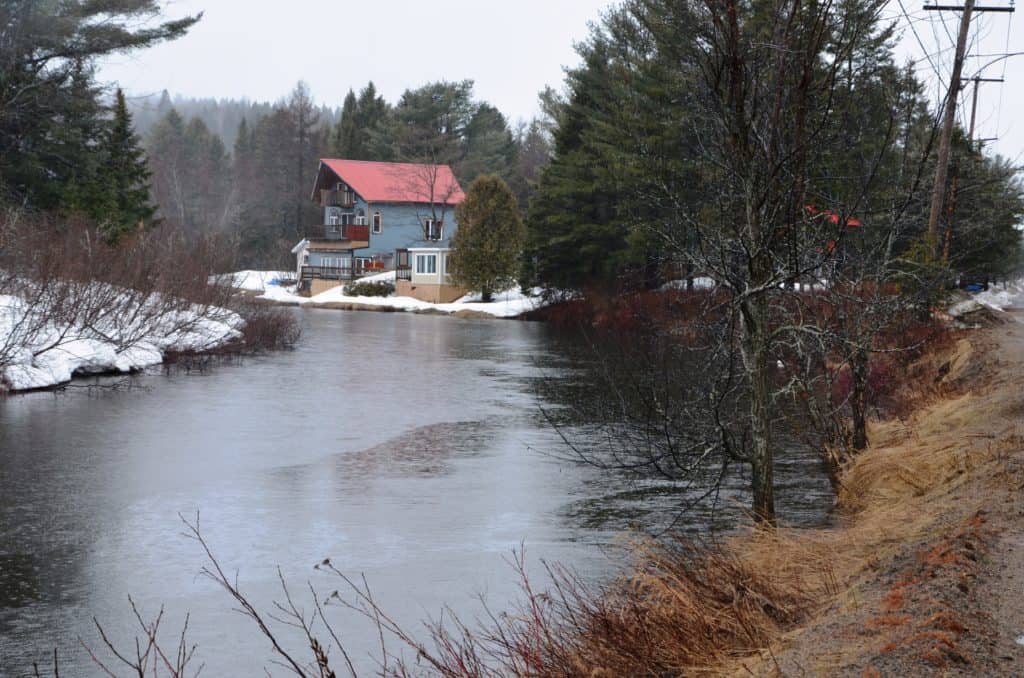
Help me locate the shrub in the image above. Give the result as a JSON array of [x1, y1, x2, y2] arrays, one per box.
[[342, 280, 395, 297]]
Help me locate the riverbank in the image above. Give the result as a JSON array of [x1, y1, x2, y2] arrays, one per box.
[[0, 291, 244, 392], [734, 309, 1024, 676], [434, 303, 1022, 676], [228, 270, 546, 319]]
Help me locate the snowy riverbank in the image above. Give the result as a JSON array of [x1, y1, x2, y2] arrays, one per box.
[[231, 270, 546, 319], [0, 290, 243, 392]]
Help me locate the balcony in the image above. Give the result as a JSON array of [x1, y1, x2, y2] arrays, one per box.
[[305, 224, 371, 243], [300, 266, 356, 281], [320, 189, 356, 208], [300, 259, 384, 282]]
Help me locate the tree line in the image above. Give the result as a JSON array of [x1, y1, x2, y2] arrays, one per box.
[[0, 2, 552, 266], [142, 79, 553, 266], [518, 0, 1024, 524]]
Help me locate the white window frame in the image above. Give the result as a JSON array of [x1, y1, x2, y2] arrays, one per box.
[[415, 253, 438, 275], [372, 211, 383, 234], [328, 213, 340, 226]]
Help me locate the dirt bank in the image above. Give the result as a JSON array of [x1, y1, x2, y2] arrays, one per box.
[[730, 313, 1024, 676]]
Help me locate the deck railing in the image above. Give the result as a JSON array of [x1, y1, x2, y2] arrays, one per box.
[[300, 266, 355, 281], [305, 224, 371, 242], [301, 259, 386, 282]]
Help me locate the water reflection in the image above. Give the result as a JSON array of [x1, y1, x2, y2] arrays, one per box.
[[0, 310, 832, 675]]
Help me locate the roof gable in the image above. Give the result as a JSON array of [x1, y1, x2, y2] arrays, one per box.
[[318, 159, 466, 205]]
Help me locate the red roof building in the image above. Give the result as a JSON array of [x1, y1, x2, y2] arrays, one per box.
[[313, 159, 466, 205]]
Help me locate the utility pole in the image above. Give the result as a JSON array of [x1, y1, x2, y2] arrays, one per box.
[[923, 0, 1014, 260], [925, 0, 975, 259], [967, 76, 1005, 142]]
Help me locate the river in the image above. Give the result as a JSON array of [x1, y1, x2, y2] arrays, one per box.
[[0, 310, 833, 676]]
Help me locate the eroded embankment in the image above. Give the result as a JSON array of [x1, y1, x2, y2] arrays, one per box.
[[503, 315, 1024, 677], [724, 315, 1024, 676]]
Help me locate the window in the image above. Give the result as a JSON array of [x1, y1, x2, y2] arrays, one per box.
[[415, 254, 438, 275], [341, 213, 353, 226], [356, 215, 367, 226], [424, 218, 442, 241], [328, 213, 340, 226], [372, 211, 383, 234]]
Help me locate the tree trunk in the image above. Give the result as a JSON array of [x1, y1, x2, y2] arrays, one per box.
[[851, 345, 869, 451], [741, 290, 775, 524], [482, 288, 492, 303]]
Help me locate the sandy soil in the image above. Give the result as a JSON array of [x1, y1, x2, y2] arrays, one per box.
[[733, 312, 1024, 676]]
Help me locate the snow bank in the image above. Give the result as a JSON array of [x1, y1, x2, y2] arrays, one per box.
[[0, 289, 242, 392], [659, 277, 717, 291], [211, 270, 293, 293], [247, 270, 545, 319], [973, 280, 1024, 312]]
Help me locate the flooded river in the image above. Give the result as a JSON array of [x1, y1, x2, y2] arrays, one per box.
[[0, 310, 832, 675]]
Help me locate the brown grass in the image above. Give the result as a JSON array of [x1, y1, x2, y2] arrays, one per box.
[[426, 325, 1013, 677]]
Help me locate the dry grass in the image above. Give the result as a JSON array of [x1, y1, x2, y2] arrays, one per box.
[[479, 327, 1012, 678], [396, 329, 1007, 678]]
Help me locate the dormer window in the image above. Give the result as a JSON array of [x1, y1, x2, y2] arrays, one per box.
[[424, 218, 442, 241]]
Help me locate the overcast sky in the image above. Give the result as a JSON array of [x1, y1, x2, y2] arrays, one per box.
[[100, 0, 1021, 160]]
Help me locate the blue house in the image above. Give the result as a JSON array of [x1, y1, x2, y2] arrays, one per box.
[[294, 159, 466, 300]]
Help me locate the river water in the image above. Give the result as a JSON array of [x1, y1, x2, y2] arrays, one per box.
[[0, 310, 833, 676]]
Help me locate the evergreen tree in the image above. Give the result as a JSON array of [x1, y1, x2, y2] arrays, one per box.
[[460, 104, 516, 183], [353, 82, 390, 155], [331, 90, 359, 157], [0, 1, 199, 209], [330, 83, 391, 160], [449, 175, 526, 302], [101, 89, 156, 240]]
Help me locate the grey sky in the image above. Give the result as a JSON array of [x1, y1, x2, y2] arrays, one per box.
[[101, 0, 1021, 161], [101, 0, 611, 124]]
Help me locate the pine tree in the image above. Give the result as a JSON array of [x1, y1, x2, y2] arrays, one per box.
[[101, 88, 156, 240], [331, 90, 359, 157], [449, 175, 526, 302]]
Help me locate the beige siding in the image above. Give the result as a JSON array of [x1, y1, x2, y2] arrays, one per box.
[[396, 280, 465, 304], [310, 279, 344, 296]]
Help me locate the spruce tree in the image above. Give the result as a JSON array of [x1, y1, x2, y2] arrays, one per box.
[[102, 89, 156, 240], [332, 90, 359, 157], [449, 175, 525, 302]]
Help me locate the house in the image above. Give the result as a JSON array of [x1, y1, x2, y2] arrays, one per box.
[[295, 159, 467, 300]]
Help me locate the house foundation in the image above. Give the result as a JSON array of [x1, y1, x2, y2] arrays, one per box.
[[396, 280, 465, 304]]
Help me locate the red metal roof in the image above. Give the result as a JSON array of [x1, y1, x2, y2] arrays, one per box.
[[319, 159, 466, 205], [805, 204, 862, 228]]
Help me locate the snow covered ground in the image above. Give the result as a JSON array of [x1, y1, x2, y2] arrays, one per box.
[[0, 289, 242, 392], [248, 270, 546, 319], [973, 280, 1024, 312], [215, 270, 294, 293]]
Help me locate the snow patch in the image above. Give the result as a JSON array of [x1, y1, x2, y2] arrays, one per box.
[[660, 277, 717, 291], [973, 281, 1024, 312], [0, 289, 241, 393], [210, 270, 293, 293], [244, 270, 546, 319]]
